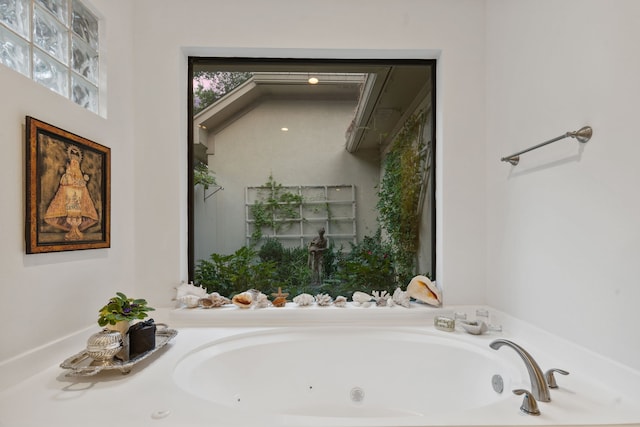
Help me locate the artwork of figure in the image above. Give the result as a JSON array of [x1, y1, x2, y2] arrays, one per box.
[[308, 227, 327, 284], [43, 145, 99, 241]]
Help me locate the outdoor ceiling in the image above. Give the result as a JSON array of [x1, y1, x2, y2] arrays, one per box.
[[193, 62, 431, 152]]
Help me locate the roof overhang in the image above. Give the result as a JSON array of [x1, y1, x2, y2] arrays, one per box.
[[194, 72, 364, 134], [193, 62, 432, 153]]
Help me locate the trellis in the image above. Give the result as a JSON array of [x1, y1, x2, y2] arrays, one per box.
[[245, 184, 357, 248]]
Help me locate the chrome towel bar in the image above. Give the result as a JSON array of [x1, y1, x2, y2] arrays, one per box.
[[501, 126, 593, 166]]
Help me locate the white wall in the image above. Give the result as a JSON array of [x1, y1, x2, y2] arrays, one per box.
[[132, 0, 488, 306], [196, 98, 379, 260], [3, 0, 638, 377], [0, 0, 136, 362], [486, 0, 640, 371]]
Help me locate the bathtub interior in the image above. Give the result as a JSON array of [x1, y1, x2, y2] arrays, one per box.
[[173, 327, 519, 418]]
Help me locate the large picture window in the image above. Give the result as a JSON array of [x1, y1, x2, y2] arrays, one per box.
[[0, 0, 100, 113]]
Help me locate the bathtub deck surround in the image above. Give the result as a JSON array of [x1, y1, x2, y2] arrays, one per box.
[[0, 306, 639, 426]]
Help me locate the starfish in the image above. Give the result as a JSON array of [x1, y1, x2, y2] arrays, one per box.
[[270, 287, 289, 299]]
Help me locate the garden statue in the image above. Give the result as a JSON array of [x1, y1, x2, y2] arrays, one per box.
[[308, 227, 327, 284]]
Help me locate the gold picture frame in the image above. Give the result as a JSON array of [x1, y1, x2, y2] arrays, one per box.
[[25, 116, 111, 253]]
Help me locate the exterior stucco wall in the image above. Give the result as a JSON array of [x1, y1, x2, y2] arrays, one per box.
[[195, 98, 379, 260]]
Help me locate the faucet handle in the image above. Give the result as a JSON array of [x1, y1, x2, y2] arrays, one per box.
[[513, 389, 540, 416], [544, 368, 569, 388]]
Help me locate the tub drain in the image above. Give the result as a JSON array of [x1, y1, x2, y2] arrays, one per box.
[[350, 387, 365, 403]]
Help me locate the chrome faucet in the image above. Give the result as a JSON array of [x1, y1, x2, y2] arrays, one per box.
[[489, 339, 551, 402]]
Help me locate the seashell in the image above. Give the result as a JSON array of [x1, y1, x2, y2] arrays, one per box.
[[209, 292, 231, 307], [406, 275, 441, 307], [86, 330, 123, 362], [293, 293, 314, 306], [246, 289, 261, 301], [459, 320, 488, 335], [352, 291, 373, 304], [232, 292, 253, 308], [271, 287, 289, 300], [199, 297, 214, 308], [392, 287, 410, 308], [175, 281, 208, 300], [253, 292, 270, 308], [315, 293, 333, 307], [372, 290, 391, 306], [334, 295, 347, 307], [272, 296, 288, 307], [178, 294, 201, 308]]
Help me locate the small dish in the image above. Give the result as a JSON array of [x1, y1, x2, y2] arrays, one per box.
[[459, 320, 488, 335]]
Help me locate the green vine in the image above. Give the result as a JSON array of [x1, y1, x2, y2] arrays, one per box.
[[376, 111, 425, 282], [250, 174, 304, 244], [193, 162, 217, 190]]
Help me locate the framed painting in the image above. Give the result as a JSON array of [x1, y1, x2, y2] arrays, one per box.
[[25, 116, 111, 253]]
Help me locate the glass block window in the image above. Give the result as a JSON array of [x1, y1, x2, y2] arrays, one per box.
[[0, 0, 100, 114]]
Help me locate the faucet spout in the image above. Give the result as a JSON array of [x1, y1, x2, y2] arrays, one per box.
[[490, 339, 550, 402]]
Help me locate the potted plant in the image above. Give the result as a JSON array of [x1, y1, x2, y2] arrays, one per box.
[[98, 292, 155, 336]]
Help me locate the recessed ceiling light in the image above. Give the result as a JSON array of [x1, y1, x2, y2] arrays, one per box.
[[308, 77, 319, 85], [281, 127, 289, 132]]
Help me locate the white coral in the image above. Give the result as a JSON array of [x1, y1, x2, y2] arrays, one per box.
[[392, 287, 410, 308], [372, 290, 391, 306], [315, 293, 333, 306], [293, 293, 315, 306]]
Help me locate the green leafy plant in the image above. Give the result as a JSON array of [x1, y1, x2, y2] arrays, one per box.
[[195, 230, 407, 299], [376, 111, 426, 280], [334, 230, 397, 296], [193, 162, 217, 190], [193, 71, 253, 115], [258, 238, 313, 296], [249, 174, 304, 243], [195, 245, 277, 296], [98, 292, 155, 327]]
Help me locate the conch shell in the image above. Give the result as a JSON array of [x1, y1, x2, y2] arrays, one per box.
[[406, 275, 441, 306], [175, 281, 208, 299], [352, 291, 373, 304], [178, 294, 201, 308], [199, 297, 214, 308], [232, 292, 253, 308], [334, 295, 347, 307], [209, 292, 231, 307]]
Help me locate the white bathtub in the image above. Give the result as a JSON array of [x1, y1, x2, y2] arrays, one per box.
[[0, 306, 639, 427], [174, 327, 515, 424], [169, 323, 640, 427]]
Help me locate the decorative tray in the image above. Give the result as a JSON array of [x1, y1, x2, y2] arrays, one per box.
[[60, 326, 178, 377]]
